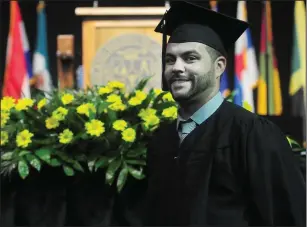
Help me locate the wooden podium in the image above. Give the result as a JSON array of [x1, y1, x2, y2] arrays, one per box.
[[75, 7, 166, 90]]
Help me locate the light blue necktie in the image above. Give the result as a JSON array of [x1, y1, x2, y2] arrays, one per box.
[[178, 120, 196, 144]]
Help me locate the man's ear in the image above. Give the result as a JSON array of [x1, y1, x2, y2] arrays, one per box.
[[215, 56, 227, 79]]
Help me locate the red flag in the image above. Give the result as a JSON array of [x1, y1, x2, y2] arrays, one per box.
[[2, 1, 31, 99]]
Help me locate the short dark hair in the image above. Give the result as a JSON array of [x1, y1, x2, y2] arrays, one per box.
[[205, 45, 223, 62]]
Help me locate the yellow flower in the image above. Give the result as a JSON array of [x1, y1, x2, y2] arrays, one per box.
[[122, 128, 136, 143], [52, 107, 68, 121], [45, 117, 60, 129], [162, 106, 178, 120], [135, 90, 147, 101], [153, 88, 163, 96], [37, 98, 47, 110], [1, 131, 8, 146], [98, 86, 112, 95], [1, 96, 15, 111], [143, 114, 160, 130], [128, 90, 147, 106], [61, 93, 74, 105], [1, 111, 10, 127], [15, 98, 34, 111], [107, 81, 125, 90], [106, 94, 122, 103], [128, 97, 142, 106], [162, 92, 175, 102], [77, 104, 88, 115], [76, 103, 96, 117], [85, 119, 105, 137], [109, 101, 127, 111], [16, 129, 34, 148], [243, 101, 252, 112], [113, 120, 128, 131], [59, 129, 74, 144], [138, 108, 157, 120]]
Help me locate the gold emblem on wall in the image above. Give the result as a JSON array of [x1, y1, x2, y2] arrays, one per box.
[[91, 33, 162, 91]]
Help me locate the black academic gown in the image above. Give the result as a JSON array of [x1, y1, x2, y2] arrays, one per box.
[[144, 100, 306, 226]]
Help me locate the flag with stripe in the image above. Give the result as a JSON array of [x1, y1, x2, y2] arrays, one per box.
[[257, 1, 282, 115], [289, 1, 305, 117], [234, 1, 259, 112], [209, 0, 230, 97], [32, 1, 53, 94], [2, 1, 32, 99]]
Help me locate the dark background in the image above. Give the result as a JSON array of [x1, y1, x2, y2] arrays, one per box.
[[0, 0, 305, 141]]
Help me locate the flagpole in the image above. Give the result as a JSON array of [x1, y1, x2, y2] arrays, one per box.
[[264, 1, 269, 115]]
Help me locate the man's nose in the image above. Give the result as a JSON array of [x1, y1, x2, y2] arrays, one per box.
[[172, 58, 185, 73]]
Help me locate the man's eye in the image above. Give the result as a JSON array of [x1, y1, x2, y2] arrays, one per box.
[[186, 56, 197, 61], [165, 57, 175, 64]]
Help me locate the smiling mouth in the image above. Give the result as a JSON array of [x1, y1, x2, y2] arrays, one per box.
[[171, 79, 189, 83]]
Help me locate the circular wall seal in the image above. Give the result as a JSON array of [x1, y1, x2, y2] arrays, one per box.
[[91, 33, 162, 91]]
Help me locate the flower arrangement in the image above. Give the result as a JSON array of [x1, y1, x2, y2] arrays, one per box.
[[0, 78, 178, 192], [1, 79, 304, 192]]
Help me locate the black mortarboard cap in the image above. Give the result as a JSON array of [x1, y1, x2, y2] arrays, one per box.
[[155, 1, 249, 91]]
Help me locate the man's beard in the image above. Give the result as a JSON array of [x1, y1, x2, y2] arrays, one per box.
[[171, 70, 215, 103]]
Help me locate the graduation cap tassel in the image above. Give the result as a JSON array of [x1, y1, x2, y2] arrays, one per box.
[[162, 18, 168, 91]]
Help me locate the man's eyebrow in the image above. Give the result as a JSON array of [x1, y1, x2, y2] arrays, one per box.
[[165, 53, 175, 57], [182, 50, 200, 55], [165, 50, 200, 56]]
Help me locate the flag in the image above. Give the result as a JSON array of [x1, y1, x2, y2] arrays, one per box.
[[289, 1, 305, 117], [209, 0, 230, 97], [32, 1, 53, 94], [234, 1, 259, 112], [2, 1, 32, 99], [257, 1, 282, 115]]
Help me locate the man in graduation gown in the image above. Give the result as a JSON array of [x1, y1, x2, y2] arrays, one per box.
[[143, 1, 306, 226]]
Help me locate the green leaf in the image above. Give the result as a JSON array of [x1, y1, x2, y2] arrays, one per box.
[[63, 165, 75, 176], [155, 102, 177, 111], [107, 110, 117, 122], [142, 90, 156, 108], [152, 91, 167, 106], [16, 111, 26, 121], [126, 147, 147, 158], [105, 158, 122, 186], [125, 159, 146, 166], [117, 165, 129, 193], [47, 158, 62, 167], [98, 101, 110, 114], [135, 76, 152, 91], [19, 150, 31, 157], [33, 138, 57, 145], [286, 137, 301, 148], [1, 152, 14, 160], [35, 148, 52, 162], [18, 160, 29, 179], [88, 160, 96, 172], [55, 151, 75, 163], [75, 154, 87, 161], [25, 154, 41, 171], [127, 165, 145, 180], [94, 156, 109, 171], [81, 133, 89, 140], [72, 161, 84, 172], [88, 109, 96, 120]]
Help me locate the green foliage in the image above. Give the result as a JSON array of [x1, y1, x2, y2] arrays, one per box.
[[0, 77, 177, 193]]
